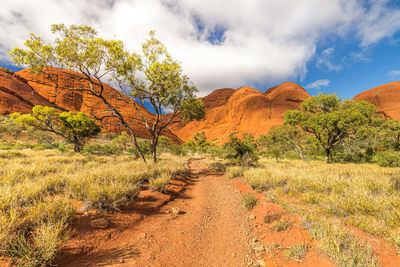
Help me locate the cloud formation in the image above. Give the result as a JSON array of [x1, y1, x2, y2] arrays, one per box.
[[304, 79, 331, 90], [388, 70, 400, 77], [1, 0, 400, 95]]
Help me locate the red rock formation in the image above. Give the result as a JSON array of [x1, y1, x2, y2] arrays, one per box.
[[169, 82, 310, 142], [15, 67, 182, 143], [353, 81, 400, 119], [0, 67, 56, 114], [201, 88, 235, 109]]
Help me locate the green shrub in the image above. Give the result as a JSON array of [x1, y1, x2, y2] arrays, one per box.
[[273, 217, 293, 231], [372, 150, 400, 167], [168, 144, 187, 156], [83, 143, 123, 156], [242, 193, 258, 210], [0, 151, 26, 159], [223, 136, 258, 166], [128, 139, 151, 158]]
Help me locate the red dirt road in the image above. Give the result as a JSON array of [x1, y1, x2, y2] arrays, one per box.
[[62, 159, 257, 266]]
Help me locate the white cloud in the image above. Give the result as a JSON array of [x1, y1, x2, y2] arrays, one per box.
[[388, 70, 400, 77], [0, 0, 400, 96], [304, 79, 331, 90], [316, 47, 343, 71]]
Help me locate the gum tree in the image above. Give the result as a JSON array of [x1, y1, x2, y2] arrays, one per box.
[[9, 24, 204, 162], [114, 31, 205, 162], [11, 105, 100, 152], [285, 93, 380, 163]]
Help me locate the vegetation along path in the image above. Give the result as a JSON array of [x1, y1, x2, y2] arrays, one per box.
[[62, 159, 258, 266]]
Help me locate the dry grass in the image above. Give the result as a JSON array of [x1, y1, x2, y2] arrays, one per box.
[[0, 148, 187, 266], [215, 157, 398, 266]]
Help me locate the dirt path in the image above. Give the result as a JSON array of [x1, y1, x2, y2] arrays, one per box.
[[63, 159, 257, 266]]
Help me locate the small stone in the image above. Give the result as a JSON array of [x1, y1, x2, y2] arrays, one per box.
[[232, 253, 236, 258], [253, 243, 265, 252], [140, 233, 147, 239], [120, 259, 125, 263], [256, 259, 266, 266], [90, 218, 109, 229], [249, 214, 256, 220], [171, 207, 180, 215]]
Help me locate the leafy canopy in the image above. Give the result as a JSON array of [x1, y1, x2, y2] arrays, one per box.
[[285, 93, 380, 162], [11, 106, 101, 152]]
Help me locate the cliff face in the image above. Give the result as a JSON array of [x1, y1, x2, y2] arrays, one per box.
[[353, 81, 400, 119], [0, 67, 57, 115], [169, 82, 311, 142], [0, 67, 180, 143]]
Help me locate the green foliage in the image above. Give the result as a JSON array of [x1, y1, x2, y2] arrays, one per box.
[[184, 131, 211, 154], [372, 150, 400, 167], [26, 127, 55, 144], [112, 131, 131, 149], [258, 124, 310, 162], [223, 135, 258, 166], [9, 24, 204, 162], [128, 139, 151, 158], [285, 93, 380, 163], [0, 115, 23, 139], [168, 144, 187, 156], [82, 143, 123, 156], [273, 218, 293, 231], [0, 151, 26, 159], [242, 193, 258, 210], [11, 106, 101, 152]]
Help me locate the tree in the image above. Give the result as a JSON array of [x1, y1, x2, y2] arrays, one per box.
[[380, 119, 400, 150], [0, 115, 23, 139], [112, 131, 131, 150], [285, 93, 380, 163], [9, 24, 204, 163], [224, 135, 258, 166], [114, 31, 205, 162], [259, 124, 310, 162], [11, 105, 100, 152]]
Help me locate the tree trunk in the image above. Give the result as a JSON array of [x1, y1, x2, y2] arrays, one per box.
[[74, 142, 83, 152], [131, 135, 146, 163], [324, 148, 330, 163]]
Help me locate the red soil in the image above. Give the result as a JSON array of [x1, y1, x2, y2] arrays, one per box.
[[169, 82, 310, 142], [56, 159, 259, 266], [231, 179, 335, 267], [353, 81, 400, 119]]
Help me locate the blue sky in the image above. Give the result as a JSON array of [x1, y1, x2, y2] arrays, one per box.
[[1, 0, 400, 100]]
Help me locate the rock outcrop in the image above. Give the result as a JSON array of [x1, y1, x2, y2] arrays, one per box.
[[0, 67, 57, 114], [169, 82, 310, 142], [353, 81, 400, 119], [11, 67, 181, 142]]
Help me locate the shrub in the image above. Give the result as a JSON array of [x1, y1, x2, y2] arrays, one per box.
[[168, 144, 187, 156], [242, 193, 258, 210], [0, 151, 26, 159], [285, 243, 308, 262], [226, 166, 245, 178], [372, 150, 400, 167], [273, 217, 293, 231], [149, 173, 172, 192], [83, 143, 123, 156], [128, 139, 151, 158], [224, 136, 258, 166]]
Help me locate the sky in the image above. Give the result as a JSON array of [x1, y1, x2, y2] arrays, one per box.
[[1, 0, 400, 100]]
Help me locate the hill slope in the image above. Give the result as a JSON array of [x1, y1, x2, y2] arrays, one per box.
[[0, 67, 57, 114], [353, 81, 400, 119], [0, 67, 181, 142], [169, 82, 310, 142]]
